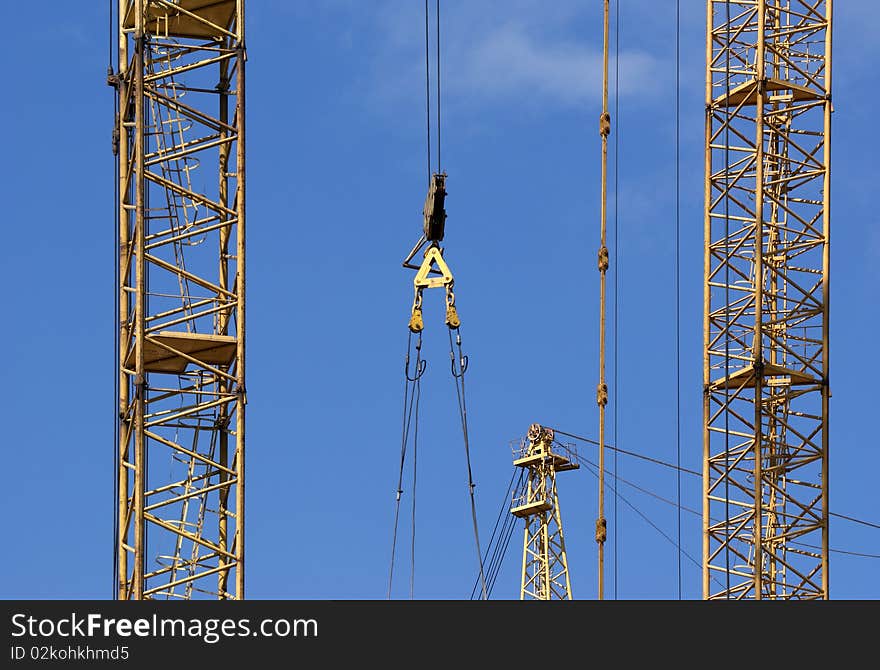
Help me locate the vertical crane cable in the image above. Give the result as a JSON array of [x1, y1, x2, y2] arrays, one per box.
[[410, 380, 419, 599], [612, 0, 620, 601], [392, 1, 487, 601], [675, 0, 682, 600], [449, 330, 489, 600], [436, 0, 441, 174], [596, 0, 612, 602], [424, 0, 431, 181], [434, 0, 487, 600], [387, 332, 423, 599], [388, 0, 434, 600], [409, 0, 434, 596], [111, 0, 120, 600]]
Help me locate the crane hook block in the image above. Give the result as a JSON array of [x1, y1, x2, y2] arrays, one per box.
[[409, 307, 424, 333], [423, 172, 447, 242]]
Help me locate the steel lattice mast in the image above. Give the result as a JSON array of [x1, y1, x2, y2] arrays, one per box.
[[114, 0, 246, 600], [512, 425, 578, 600], [703, 0, 831, 599]]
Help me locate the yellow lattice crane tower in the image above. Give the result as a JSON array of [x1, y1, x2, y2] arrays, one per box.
[[511, 424, 578, 600], [112, 0, 246, 600], [703, 1, 831, 599]]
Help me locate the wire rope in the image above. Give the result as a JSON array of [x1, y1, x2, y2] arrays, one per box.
[[424, 0, 431, 180], [436, 0, 441, 173], [551, 428, 702, 476], [576, 456, 722, 586], [470, 468, 524, 599], [470, 468, 516, 598], [583, 460, 880, 563], [387, 332, 423, 599], [448, 328, 488, 600], [409, 379, 420, 599], [111, 0, 120, 600], [612, 0, 621, 602], [674, 0, 682, 601]]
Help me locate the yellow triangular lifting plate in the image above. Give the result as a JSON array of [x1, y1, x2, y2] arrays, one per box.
[[414, 246, 454, 289]]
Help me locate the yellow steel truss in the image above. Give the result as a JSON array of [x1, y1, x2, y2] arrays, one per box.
[[115, 0, 246, 600], [512, 425, 578, 600], [703, 0, 831, 599]]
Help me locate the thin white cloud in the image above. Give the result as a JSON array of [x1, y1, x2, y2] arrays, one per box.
[[362, 1, 663, 113], [453, 21, 660, 107]]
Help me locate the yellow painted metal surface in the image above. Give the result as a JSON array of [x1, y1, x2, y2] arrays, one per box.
[[115, 0, 246, 600], [513, 424, 577, 600], [703, 0, 831, 600], [124, 0, 236, 39]]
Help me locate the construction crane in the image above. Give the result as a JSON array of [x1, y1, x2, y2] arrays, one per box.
[[111, 0, 246, 600], [511, 424, 578, 600], [703, 0, 831, 599]]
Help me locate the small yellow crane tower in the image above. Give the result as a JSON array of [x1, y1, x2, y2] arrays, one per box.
[[511, 424, 579, 600]]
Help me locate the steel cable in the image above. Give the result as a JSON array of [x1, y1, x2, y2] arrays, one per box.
[[576, 452, 880, 564], [470, 467, 524, 599], [436, 0, 441, 173], [112, 0, 121, 599], [612, 0, 621, 602], [553, 428, 880, 533], [409, 378, 420, 599], [470, 468, 516, 598], [387, 331, 423, 599], [448, 328, 487, 600], [551, 428, 701, 476], [424, 0, 431, 181], [575, 455, 725, 588], [674, 0, 682, 601]]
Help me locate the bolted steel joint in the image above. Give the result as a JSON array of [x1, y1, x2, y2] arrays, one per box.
[[596, 382, 608, 406], [595, 517, 607, 543], [597, 245, 609, 272], [599, 112, 611, 137]]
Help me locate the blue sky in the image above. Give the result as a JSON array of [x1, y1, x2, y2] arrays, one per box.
[[0, 1, 877, 600]]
